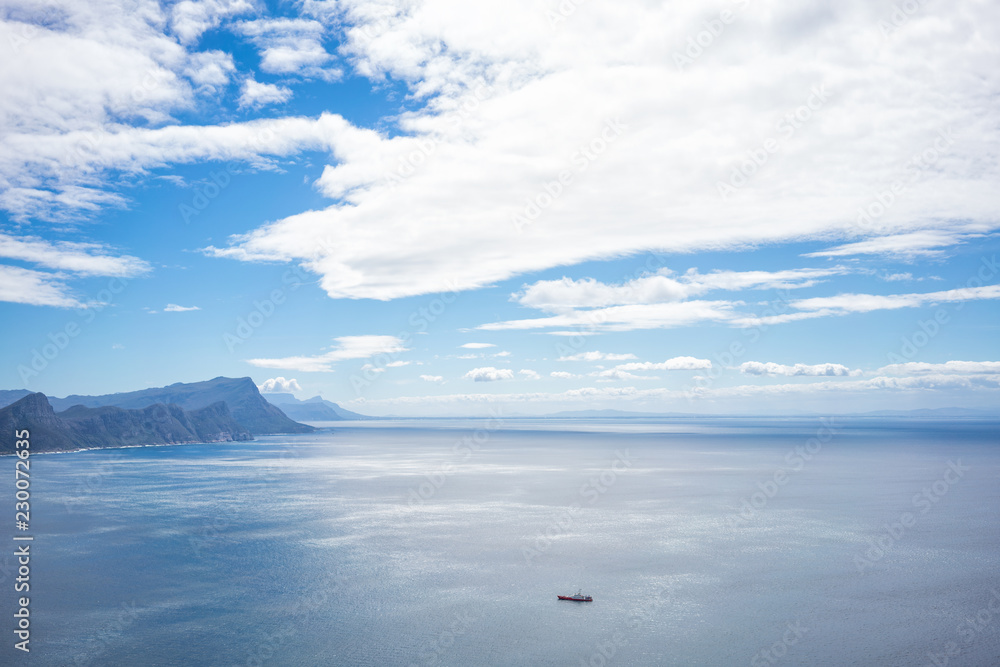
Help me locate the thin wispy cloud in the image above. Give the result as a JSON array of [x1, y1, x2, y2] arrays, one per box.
[[248, 335, 409, 372]]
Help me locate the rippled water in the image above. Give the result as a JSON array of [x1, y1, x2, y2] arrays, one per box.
[[2, 418, 999, 666]]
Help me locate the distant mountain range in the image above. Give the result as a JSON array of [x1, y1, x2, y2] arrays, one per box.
[[260, 393, 370, 421], [533, 407, 1000, 419], [0, 392, 252, 454], [0, 377, 324, 453]]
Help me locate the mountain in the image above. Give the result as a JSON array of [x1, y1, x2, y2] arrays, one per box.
[[0, 393, 252, 454], [262, 393, 371, 421], [48, 377, 313, 434], [0, 389, 32, 409], [857, 407, 1000, 418]]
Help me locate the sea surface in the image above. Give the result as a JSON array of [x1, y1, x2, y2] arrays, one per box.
[[2, 418, 999, 666]]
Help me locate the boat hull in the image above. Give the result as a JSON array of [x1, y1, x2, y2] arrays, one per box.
[[557, 595, 593, 602]]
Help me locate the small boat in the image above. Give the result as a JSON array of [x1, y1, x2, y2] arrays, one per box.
[[558, 589, 593, 602]]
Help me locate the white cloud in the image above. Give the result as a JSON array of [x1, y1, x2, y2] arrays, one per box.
[[0, 233, 150, 277], [171, 0, 256, 45], [744, 284, 1000, 327], [804, 231, 973, 259], [876, 361, 1000, 376], [239, 78, 292, 108], [0, 265, 79, 307], [464, 367, 514, 382], [386, 360, 410, 368], [739, 361, 861, 377], [516, 267, 848, 312], [479, 301, 740, 332], [210, 2, 1000, 301], [257, 376, 302, 393], [347, 374, 1000, 408], [3, 113, 373, 221], [615, 357, 712, 371], [235, 18, 339, 78], [550, 371, 579, 379], [419, 374, 444, 382], [248, 335, 408, 372], [185, 50, 237, 91], [558, 351, 637, 362], [460, 343, 495, 349], [163, 303, 200, 312], [518, 369, 541, 380]]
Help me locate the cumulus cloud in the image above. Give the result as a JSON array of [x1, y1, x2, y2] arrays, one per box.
[[347, 374, 1000, 408], [239, 78, 292, 108], [464, 367, 514, 382], [163, 303, 200, 312], [516, 267, 848, 313], [739, 361, 861, 377], [184, 50, 237, 91], [419, 374, 444, 382], [615, 357, 712, 371], [209, 2, 1000, 301], [171, 0, 255, 45], [518, 369, 541, 380], [248, 335, 408, 372], [550, 371, 579, 379], [3, 0, 998, 312], [461, 343, 496, 349], [257, 376, 302, 393], [235, 17, 339, 78]]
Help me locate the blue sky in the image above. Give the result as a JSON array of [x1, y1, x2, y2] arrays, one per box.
[[1, 0, 998, 416]]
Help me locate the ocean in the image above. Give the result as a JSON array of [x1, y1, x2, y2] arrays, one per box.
[[2, 418, 999, 666]]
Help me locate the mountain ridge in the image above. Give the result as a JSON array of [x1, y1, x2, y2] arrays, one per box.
[[0, 393, 253, 454]]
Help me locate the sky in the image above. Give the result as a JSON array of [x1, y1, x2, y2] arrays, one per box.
[[0, 0, 998, 416]]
